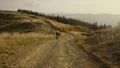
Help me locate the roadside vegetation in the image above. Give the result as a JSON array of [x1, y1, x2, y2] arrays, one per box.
[[0, 10, 54, 67], [79, 24, 120, 68], [0, 32, 54, 67]]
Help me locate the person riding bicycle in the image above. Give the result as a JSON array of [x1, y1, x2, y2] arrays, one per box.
[[56, 30, 61, 39]]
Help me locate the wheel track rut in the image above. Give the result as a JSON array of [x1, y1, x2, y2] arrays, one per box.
[[13, 34, 108, 68]]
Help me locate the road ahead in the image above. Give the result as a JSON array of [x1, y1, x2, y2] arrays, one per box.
[[14, 34, 107, 68]]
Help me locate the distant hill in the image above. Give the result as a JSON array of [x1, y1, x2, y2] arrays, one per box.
[[0, 10, 89, 34], [17, 9, 109, 30], [0, 11, 51, 33], [0, 10, 110, 34], [54, 13, 120, 26]]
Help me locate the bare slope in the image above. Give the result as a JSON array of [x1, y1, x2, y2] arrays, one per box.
[[0, 11, 51, 33]]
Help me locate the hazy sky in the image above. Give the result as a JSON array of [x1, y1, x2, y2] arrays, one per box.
[[0, 0, 120, 14]]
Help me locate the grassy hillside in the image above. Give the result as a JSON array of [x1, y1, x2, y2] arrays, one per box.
[[46, 19, 90, 36], [0, 11, 51, 33], [79, 26, 120, 68], [0, 32, 54, 67], [0, 11, 55, 67], [17, 9, 109, 30]]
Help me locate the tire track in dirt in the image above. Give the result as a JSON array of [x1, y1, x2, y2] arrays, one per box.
[[15, 34, 108, 68], [41, 36, 107, 68], [17, 40, 57, 68]]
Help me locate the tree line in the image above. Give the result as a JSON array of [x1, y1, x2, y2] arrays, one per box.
[[17, 9, 111, 30]]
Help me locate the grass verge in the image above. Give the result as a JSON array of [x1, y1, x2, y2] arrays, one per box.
[[0, 32, 54, 67]]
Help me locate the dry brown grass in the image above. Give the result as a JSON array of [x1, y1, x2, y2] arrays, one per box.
[[78, 27, 120, 68], [0, 11, 52, 33], [0, 32, 54, 67], [47, 19, 89, 36], [47, 20, 74, 31], [0, 32, 54, 51]]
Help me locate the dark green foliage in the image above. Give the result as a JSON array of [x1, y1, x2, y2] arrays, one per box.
[[17, 9, 45, 17], [17, 9, 109, 30]]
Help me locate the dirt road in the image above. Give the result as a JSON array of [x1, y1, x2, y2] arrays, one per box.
[[11, 34, 107, 68]]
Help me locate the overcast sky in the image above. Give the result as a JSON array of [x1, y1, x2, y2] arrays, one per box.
[[0, 0, 120, 14]]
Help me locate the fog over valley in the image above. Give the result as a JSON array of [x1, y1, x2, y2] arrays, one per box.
[[51, 13, 120, 26]]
